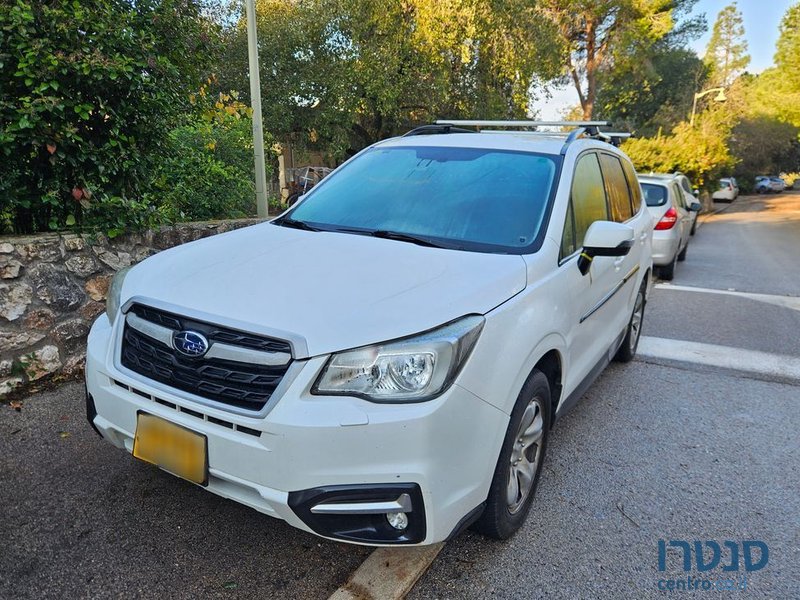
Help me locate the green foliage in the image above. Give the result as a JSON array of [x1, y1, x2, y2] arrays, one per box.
[[217, 0, 563, 157], [151, 88, 273, 222], [0, 0, 221, 234], [622, 105, 735, 190], [730, 116, 800, 183], [704, 2, 750, 87], [597, 47, 708, 135], [746, 3, 800, 128]]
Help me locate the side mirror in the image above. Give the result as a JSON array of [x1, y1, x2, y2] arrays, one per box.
[[577, 221, 635, 276], [689, 202, 702, 212]]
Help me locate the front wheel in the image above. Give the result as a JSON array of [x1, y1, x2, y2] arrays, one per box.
[[614, 280, 646, 363], [472, 370, 550, 540]]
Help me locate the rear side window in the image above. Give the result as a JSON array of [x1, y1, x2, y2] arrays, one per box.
[[566, 153, 608, 253], [672, 183, 686, 208], [640, 183, 668, 206], [599, 153, 633, 222], [621, 160, 642, 213]]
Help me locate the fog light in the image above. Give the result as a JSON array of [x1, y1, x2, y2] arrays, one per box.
[[386, 511, 409, 530]]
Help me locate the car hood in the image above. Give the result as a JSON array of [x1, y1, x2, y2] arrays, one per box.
[[120, 222, 527, 357]]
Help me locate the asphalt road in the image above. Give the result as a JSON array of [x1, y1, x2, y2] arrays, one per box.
[[2, 192, 799, 599]]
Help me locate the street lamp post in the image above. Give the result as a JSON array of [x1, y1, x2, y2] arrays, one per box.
[[690, 87, 727, 127], [245, 0, 268, 218]]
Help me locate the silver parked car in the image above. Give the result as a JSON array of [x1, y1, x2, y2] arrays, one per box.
[[639, 174, 700, 280]]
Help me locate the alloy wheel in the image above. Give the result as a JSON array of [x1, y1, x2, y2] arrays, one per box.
[[507, 398, 545, 514]]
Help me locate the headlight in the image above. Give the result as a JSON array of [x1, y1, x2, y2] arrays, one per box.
[[313, 315, 484, 402], [105, 266, 131, 324]]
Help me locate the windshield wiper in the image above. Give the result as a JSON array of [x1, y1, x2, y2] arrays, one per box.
[[274, 217, 321, 232], [368, 230, 445, 248]]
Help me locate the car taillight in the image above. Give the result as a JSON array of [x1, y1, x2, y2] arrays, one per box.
[[655, 206, 678, 230]]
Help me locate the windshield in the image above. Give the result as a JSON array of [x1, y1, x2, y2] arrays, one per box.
[[641, 183, 668, 207], [283, 146, 560, 253]]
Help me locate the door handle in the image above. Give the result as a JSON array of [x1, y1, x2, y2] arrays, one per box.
[[614, 256, 625, 268]]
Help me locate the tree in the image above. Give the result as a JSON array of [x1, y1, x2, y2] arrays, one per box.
[[704, 2, 749, 87], [730, 116, 800, 182], [596, 47, 708, 135], [622, 103, 735, 194], [746, 2, 800, 127], [0, 0, 221, 234], [537, 0, 702, 119]]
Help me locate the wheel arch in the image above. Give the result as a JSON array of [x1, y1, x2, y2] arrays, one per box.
[[533, 350, 562, 428]]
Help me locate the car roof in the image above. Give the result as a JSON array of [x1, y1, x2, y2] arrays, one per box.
[[375, 131, 616, 157], [638, 174, 677, 186]]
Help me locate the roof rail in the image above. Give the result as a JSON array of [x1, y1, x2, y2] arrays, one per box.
[[434, 119, 611, 128], [404, 119, 630, 152], [403, 124, 475, 137]]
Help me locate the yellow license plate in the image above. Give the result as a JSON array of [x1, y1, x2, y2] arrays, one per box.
[[133, 413, 208, 485]]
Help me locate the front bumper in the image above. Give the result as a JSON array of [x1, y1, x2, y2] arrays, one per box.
[[86, 314, 507, 545]]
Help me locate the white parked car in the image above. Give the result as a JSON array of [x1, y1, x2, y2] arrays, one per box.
[[712, 178, 739, 202], [86, 120, 653, 546], [639, 174, 700, 280]]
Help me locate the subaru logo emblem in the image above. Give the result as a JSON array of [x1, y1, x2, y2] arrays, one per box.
[[173, 331, 209, 357]]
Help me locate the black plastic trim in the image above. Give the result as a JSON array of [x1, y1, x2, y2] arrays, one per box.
[[85, 388, 102, 437], [446, 502, 486, 541], [288, 483, 426, 544]]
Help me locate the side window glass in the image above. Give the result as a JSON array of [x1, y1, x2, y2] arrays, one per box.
[[599, 153, 633, 222], [561, 199, 576, 258], [621, 159, 642, 214], [673, 184, 686, 209], [571, 153, 608, 249]]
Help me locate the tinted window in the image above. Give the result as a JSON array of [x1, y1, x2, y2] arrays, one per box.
[[288, 146, 559, 252], [672, 183, 686, 208], [621, 159, 642, 213], [641, 183, 668, 206], [570, 153, 608, 249], [599, 153, 633, 222]]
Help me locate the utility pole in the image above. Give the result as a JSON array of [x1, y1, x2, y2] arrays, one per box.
[[245, 0, 268, 218]]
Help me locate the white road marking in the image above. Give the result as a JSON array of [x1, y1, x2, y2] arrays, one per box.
[[655, 283, 800, 312], [329, 544, 444, 600], [638, 336, 800, 383]]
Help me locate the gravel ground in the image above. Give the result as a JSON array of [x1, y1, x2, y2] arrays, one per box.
[[409, 361, 800, 599], [0, 383, 370, 600]]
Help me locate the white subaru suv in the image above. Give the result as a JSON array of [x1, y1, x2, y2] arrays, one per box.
[[86, 120, 652, 546]]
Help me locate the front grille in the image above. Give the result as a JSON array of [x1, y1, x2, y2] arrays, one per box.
[[120, 304, 292, 412]]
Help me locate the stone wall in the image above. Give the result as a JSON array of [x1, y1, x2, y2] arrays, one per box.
[[0, 219, 263, 398]]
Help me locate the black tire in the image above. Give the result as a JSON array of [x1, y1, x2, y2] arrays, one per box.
[[677, 243, 688, 262], [660, 252, 677, 281], [472, 370, 550, 540], [614, 279, 646, 363], [690, 218, 697, 236]]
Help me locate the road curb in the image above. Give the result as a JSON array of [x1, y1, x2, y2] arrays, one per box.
[[329, 543, 444, 600]]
